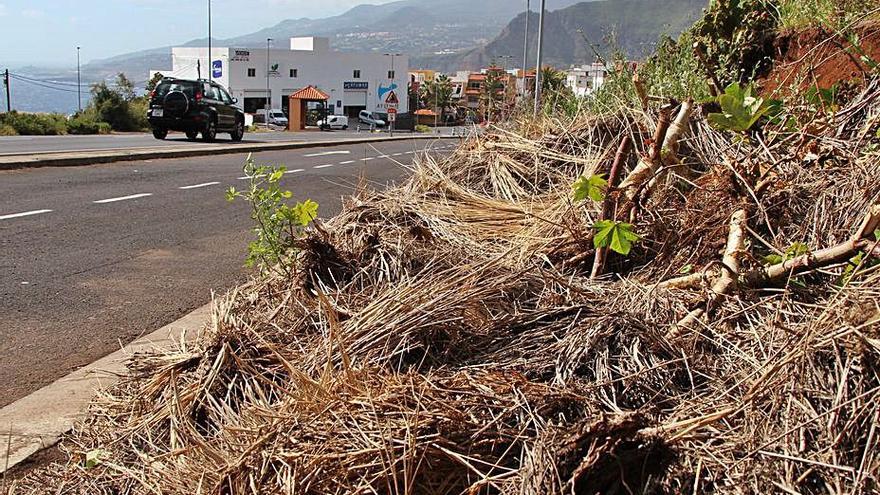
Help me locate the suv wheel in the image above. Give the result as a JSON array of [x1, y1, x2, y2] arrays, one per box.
[[152, 128, 168, 140], [230, 119, 245, 142], [202, 119, 217, 142], [185, 130, 199, 140]]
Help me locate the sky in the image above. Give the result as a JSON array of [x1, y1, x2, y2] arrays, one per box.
[[0, 0, 399, 67]]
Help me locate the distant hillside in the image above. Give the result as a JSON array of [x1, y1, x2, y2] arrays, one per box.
[[443, 0, 706, 71], [81, 0, 590, 81]]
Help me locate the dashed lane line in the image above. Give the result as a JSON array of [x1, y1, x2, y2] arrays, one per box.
[[304, 151, 351, 157], [93, 193, 153, 204], [360, 157, 375, 161], [313, 164, 334, 169], [285, 169, 305, 174], [0, 209, 53, 221], [339, 160, 355, 165], [178, 182, 221, 190]]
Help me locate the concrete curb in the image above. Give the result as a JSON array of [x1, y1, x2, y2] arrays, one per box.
[[0, 135, 456, 171], [0, 303, 213, 474]]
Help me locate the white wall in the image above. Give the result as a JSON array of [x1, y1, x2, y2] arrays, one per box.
[[168, 42, 409, 116]]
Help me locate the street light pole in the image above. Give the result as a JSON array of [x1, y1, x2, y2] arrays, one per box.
[[383, 53, 401, 136], [266, 38, 272, 129], [207, 0, 212, 83], [76, 46, 82, 113], [534, 0, 546, 114], [523, 0, 530, 96]]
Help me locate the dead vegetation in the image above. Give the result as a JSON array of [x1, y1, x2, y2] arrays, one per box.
[[10, 77, 880, 494]]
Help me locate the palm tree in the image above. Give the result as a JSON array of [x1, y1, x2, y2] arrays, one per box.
[[421, 74, 454, 124]]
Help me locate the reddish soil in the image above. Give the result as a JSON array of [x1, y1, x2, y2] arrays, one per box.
[[760, 20, 880, 95]]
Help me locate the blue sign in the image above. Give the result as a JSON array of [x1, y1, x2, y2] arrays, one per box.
[[212, 60, 222, 79], [378, 83, 397, 99], [344, 81, 368, 90]]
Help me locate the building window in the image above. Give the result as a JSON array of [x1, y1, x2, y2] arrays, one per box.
[[387, 70, 395, 79], [353, 69, 361, 79], [247, 68, 256, 77], [290, 68, 298, 78]]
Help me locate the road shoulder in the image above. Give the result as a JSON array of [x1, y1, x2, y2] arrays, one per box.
[[0, 303, 212, 474]]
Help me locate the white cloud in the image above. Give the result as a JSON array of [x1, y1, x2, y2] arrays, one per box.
[[0, 4, 7, 16]]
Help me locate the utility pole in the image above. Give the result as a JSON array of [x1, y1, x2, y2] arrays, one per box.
[[384, 53, 401, 136], [534, 0, 546, 114], [266, 38, 272, 129], [3, 69, 10, 113], [208, 0, 213, 83], [76, 46, 82, 113], [523, 0, 530, 96]]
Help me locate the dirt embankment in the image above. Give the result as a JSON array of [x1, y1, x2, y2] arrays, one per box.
[[761, 20, 880, 94]]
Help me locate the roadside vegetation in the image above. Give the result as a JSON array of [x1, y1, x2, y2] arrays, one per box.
[[11, 1, 880, 493], [0, 73, 149, 136]]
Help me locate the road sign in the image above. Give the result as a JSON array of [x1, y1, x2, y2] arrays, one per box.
[[388, 111, 397, 122], [387, 108, 398, 114]]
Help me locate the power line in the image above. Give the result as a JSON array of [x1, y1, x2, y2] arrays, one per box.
[[9, 73, 90, 87], [9, 74, 81, 93]]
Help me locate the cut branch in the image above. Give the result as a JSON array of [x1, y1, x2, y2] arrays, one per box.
[[743, 205, 880, 287], [591, 136, 633, 279], [669, 209, 747, 338], [618, 105, 674, 203]]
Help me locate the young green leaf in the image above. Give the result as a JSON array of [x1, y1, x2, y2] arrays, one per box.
[[573, 174, 608, 202], [593, 220, 640, 256], [292, 199, 319, 227], [85, 449, 106, 469], [707, 82, 772, 133]]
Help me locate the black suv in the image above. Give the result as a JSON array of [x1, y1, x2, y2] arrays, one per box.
[[148, 78, 245, 142]]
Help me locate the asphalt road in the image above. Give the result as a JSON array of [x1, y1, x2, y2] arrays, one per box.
[[0, 129, 414, 156], [0, 138, 453, 406]]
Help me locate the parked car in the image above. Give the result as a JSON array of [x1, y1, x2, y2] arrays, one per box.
[[317, 115, 349, 130], [147, 78, 245, 142], [358, 110, 385, 128], [267, 109, 288, 127]]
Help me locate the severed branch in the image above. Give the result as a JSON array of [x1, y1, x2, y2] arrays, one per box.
[[667, 205, 880, 340], [743, 204, 880, 287], [618, 105, 673, 203], [590, 136, 633, 279], [669, 209, 747, 338]]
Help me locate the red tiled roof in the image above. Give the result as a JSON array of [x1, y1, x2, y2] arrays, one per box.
[[290, 85, 329, 100]]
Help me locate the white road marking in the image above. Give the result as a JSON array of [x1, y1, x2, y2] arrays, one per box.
[[179, 181, 220, 190], [313, 164, 334, 169], [392, 153, 404, 156], [339, 160, 355, 164], [285, 169, 305, 174], [405, 151, 414, 154], [93, 193, 152, 204], [238, 174, 267, 180], [361, 157, 375, 161], [0, 209, 52, 220], [304, 150, 351, 157]]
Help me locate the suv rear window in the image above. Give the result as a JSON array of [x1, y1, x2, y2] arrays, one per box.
[[154, 80, 198, 98]]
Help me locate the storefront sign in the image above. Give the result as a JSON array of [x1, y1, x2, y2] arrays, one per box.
[[231, 50, 250, 62], [344, 81, 368, 90], [212, 60, 222, 79]]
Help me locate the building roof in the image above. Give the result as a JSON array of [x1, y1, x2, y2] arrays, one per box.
[[289, 85, 330, 101]]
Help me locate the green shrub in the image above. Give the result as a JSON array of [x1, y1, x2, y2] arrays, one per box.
[[68, 115, 111, 135], [0, 124, 17, 136], [414, 124, 431, 133], [0, 111, 67, 135]]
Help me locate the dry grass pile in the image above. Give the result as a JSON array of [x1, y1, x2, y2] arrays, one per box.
[[11, 83, 880, 494]]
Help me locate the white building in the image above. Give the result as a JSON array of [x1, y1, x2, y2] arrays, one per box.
[[565, 62, 608, 97], [152, 37, 409, 119]]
